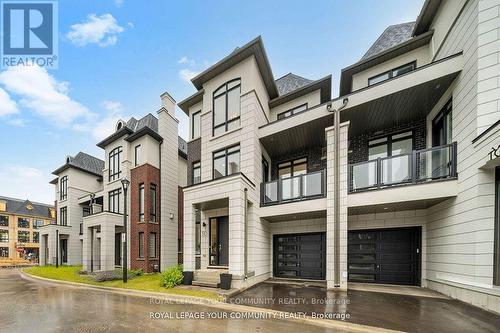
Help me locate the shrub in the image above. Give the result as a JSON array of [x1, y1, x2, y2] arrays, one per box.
[[90, 269, 143, 282], [161, 264, 183, 288]]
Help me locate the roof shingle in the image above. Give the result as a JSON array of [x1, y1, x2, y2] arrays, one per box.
[[275, 73, 313, 95], [0, 196, 53, 219], [361, 22, 416, 60]]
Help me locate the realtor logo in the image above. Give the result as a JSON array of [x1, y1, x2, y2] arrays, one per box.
[[1, 1, 58, 68]]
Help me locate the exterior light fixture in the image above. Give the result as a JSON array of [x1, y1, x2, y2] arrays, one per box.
[[120, 178, 130, 283]]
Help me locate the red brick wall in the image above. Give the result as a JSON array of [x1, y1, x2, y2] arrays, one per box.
[[130, 164, 160, 272], [178, 186, 183, 264]]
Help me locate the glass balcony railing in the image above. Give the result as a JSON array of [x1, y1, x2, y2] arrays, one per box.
[[348, 142, 457, 192], [261, 170, 326, 206]]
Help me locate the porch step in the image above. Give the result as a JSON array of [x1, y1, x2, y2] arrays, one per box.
[[192, 280, 219, 288], [194, 269, 227, 282]]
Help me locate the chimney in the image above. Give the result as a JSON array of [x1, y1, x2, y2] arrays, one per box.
[[160, 91, 176, 115]]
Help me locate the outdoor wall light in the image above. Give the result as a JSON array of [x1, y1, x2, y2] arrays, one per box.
[[169, 213, 174, 219]]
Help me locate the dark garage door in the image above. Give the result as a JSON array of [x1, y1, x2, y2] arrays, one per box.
[[273, 233, 326, 280], [348, 227, 421, 285]]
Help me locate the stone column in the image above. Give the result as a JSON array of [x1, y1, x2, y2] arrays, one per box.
[[39, 234, 46, 266], [100, 223, 115, 271], [228, 191, 245, 276], [182, 204, 195, 271], [82, 226, 92, 271]]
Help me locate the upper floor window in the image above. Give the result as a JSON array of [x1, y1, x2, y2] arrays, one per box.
[[17, 231, 29, 243], [213, 79, 241, 136], [368, 131, 413, 160], [277, 103, 308, 120], [33, 232, 39, 243], [138, 232, 144, 258], [432, 99, 452, 147], [150, 184, 157, 222], [33, 220, 44, 229], [278, 158, 307, 179], [368, 61, 416, 86], [135, 145, 141, 166], [213, 144, 240, 179], [149, 232, 157, 258], [0, 215, 8, 227], [60, 176, 68, 200], [108, 189, 121, 213], [0, 230, 8, 243], [192, 111, 201, 139], [109, 147, 122, 181], [192, 161, 201, 184], [139, 184, 145, 222], [17, 217, 30, 228], [59, 207, 67, 226], [0, 247, 8, 257]]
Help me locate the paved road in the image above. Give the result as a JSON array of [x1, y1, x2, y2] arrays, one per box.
[[0, 269, 346, 333]]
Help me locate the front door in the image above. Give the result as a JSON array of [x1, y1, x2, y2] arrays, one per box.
[[115, 233, 122, 266], [60, 239, 68, 264], [209, 216, 229, 266]]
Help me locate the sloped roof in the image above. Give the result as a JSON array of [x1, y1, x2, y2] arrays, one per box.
[[0, 196, 53, 219], [275, 73, 313, 95], [53, 152, 104, 176], [361, 22, 416, 60]]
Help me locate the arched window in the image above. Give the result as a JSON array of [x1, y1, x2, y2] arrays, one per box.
[[212, 78, 241, 136], [60, 176, 68, 200], [108, 146, 122, 181]]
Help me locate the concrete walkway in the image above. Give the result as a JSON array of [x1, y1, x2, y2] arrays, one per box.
[[230, 281, 500, 333]]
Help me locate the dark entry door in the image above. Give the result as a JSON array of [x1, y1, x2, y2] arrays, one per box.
[[273, 233, 326, 280], [209, 217, 229, 266], [115, 233, 122, 266], [60, 239, 68, 264], [348, 227, 420, 285]]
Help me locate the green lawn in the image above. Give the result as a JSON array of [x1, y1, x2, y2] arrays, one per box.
[[24, 266, 221, 300]]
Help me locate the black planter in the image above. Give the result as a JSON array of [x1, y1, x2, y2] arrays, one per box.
[[183, 271, 193, 285], [219, 273, 232, 290]]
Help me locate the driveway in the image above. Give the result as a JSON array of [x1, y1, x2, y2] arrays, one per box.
[[0, 269, 347, 333], [230, 281, 500, 333]]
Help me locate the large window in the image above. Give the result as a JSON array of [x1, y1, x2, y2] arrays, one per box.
[[0, 247, 8, 257], [108, 189, 121, 213], [195, 209, 201, 255], [18, 231, 29, 243], [33, 220, 44, 229], [60, 176, 68, 200], [18, 217, 30, 228], [138, 232, 144, 258], [59, 207, 67, 226], [150, 184, 157, 222], [368, 61, 416, 86], [368, 131, 414, 160], [0, 230, 8, 243], [135, 145, 141, 166], [213, 144, 240, 179], [192, 161, 201, 184], [0, 215, 8, 227], [139, 184, 145, 222], [278, 158, 307, 179], [149, 232, 157, 258], [213, 79, 241, 136], [33, 232, 39, 243], [432, 99, 452, 147], [277, 103, 308, 120], [192, 111, 201, 139], [108, 146, 122, 181]]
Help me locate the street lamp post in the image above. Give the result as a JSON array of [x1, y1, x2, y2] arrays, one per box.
[[121, 178, 130, 283]]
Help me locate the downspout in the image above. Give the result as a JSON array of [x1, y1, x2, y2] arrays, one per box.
[[244, 188, 248, 278], [327, 98, 348, 287]]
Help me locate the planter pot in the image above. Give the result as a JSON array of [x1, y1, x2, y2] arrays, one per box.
[[183, 271, 193, 285], [219, 273, 232, 290]]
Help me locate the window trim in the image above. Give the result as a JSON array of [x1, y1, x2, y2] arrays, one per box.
[[191, 110, 201, 140], [108, 189, 121, 214], [149, 232, 157, 258], [149, 184, 157, 222], [192, 161, 201, 184], [368, 61, 416, 86], [277, 103, 308, 120], [212, 144, 241, 179], [60, 176, 68, 200], [134, 144, 141, 166], [139, 183, 145, 222], [277, 157, 308, 179], [108, 146, 123, 181], [368, 130, 415, 160], [59, 207, 67, 226], [138, 232, 144, 258], [212, 78, 241, 136]]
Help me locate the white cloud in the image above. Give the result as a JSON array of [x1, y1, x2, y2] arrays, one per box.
[[178, 56, 196, 66], [66, 14, 125, 47], [179, 68, 200, 82], [0, 164, 53, 204], [90, 100, 126, 141], [6, 118, 26, 127], [0, 87, 18, 116], [0, 65, 93, 126], [114, 0, 124, 7]]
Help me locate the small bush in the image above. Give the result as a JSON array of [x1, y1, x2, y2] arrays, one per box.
[[161, 265, 183, 288], [90, 269, 143, 282]]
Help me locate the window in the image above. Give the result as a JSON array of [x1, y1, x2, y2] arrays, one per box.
[[59, 207, 67, 226], [18, 231, 29, 243], [60, 176, 68, 200], [368, 61, 416, 86], [108, 146, 122, 181], [192, 161, 201, 184], [33, 220, 44, 229], [108, 189, 121, 213], [0, 215, 8, 227], [178, 238, 182, 253], [368, 131, 413, 160], [0, 247, 8, 257], [139, 184, 145, 221], [195, 209, 201, 255], [135, 145, 141, 166], [277, 103, 308, 120], [150, 184, 157, 222], [213, 79, 241, 136], [278, 158, 307, 179], [149, 233, 157, 258], [192, 110, 201, 139], [213, 144, 240, 179], [0, 230, 8, 243], [83, 206, 91, 217], [17, 217, 30, 228], [33, 232, 39, 243], [138, 232, 144, 258], [432, 99, 452, 147]]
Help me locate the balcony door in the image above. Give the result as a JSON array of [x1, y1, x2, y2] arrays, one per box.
[[278, 158, 307, 201], [431, 99, 452, 179]]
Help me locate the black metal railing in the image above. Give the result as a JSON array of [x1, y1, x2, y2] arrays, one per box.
[[260, 169, 326, 206], [348, 142, 457, 192]]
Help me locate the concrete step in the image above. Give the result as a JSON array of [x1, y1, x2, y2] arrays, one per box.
[[194, 269, 227, 281], [192, 280, 219, 288]]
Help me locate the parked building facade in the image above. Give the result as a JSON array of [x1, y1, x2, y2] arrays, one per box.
[[0, 196, 55, 262]]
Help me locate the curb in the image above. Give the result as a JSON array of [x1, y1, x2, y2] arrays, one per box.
[[21, 270, 403, 333]]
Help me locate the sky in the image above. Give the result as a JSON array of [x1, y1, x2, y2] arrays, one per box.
[[0, 0, 424, 204]]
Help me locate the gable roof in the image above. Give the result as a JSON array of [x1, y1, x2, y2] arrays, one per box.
[[275, 73, 314, 95], [361, 22, 415, 60], [52, 152, 105, 177], [413, 0, 442, 36], [0, 196, 54, 219]]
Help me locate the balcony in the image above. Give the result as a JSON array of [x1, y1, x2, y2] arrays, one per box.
[[261, 170, 326, 206], [348, 142, 457, 193]]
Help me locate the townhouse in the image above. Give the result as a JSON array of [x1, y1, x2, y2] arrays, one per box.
[[0, 196, 55, 262], [178, 0, 500, 313], [40, 96, 187, 272]]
